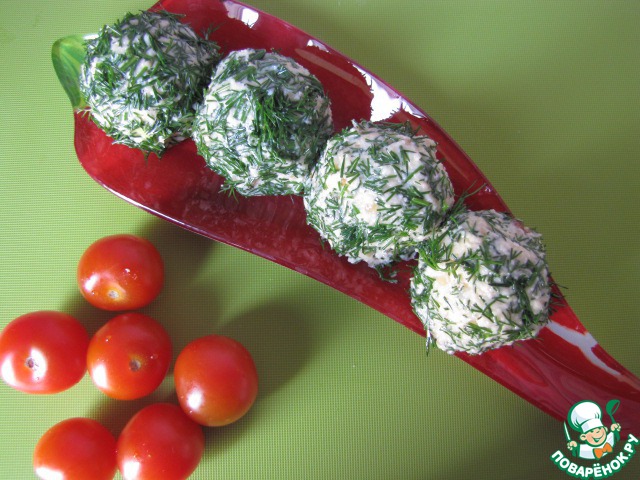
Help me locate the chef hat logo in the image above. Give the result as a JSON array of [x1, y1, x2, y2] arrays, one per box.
[[568, 400, 604, 434]]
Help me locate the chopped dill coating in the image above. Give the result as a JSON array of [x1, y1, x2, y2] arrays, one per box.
[[79, 11, 220, 155], [303, 121, 454, 267], [410, 209, 552, 355], [192, 49, 333, 196]]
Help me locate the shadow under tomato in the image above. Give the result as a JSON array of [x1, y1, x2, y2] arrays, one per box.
[[86, 378, 178, 437], [219, 301, 316, 401]]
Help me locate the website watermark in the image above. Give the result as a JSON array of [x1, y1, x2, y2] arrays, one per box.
[[550, 399, 637, 479]]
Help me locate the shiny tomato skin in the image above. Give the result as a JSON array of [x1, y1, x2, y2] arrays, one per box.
[[33, 417, 117, 480], [117, 403, 204, 480], [77, 234, 164, 311], [174, 335, 258, 427], [87, 312, 172, 400], [0, 311, 89, 394]]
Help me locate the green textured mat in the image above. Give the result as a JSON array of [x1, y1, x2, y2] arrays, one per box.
[[1, 1, 638, 478]]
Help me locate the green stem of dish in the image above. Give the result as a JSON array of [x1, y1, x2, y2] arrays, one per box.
[[51, 34, 87, 110]]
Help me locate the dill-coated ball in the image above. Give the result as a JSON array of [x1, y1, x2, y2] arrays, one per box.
[[80, 11, 220, 155], [193, 48, 333, 196], [304, 121, 454, 267], [410, 209, 552, 355]]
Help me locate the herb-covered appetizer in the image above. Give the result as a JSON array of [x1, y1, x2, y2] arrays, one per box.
[[303, 121, 455, 268], [410, 209, 551, 355], [192, 49, 333, 196], [79, 11, 220, 155]]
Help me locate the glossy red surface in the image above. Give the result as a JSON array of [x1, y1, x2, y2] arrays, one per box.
[[73, 0, 640, 428]]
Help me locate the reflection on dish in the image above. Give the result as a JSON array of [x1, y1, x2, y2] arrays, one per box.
[[352, 65, 427, 121], [223, 1, 260, 28], [547, 321, 625, 380], [306, 38, 329, 52]]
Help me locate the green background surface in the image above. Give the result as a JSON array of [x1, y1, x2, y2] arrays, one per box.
[[1, 1, 639, 478]]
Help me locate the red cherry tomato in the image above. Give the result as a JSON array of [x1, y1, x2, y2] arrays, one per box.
[[174, 335, 258, 427], [117, 403, 204, 480], [0, 311, 89, 394], [33, 417, 117, 480], [77, 234, 164, 311], [87, 312, 172, 400]]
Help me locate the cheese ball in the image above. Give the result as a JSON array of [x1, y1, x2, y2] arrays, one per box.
[[193, 49, 333, 196], [410, 209, 552, 355], [79, 11, 220, 155], [304, 121, 454, 267]]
